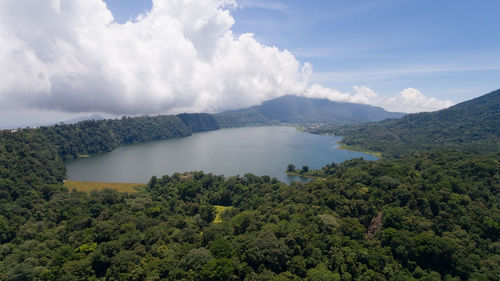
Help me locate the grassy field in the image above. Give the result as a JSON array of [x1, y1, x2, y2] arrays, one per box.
[[214, 205, 233, 223], [64, 180, 144, 193], [337, 144, 382, 158]]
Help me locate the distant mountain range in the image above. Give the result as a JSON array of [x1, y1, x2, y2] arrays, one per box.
[[63, 114, 106, 124], [215, 95, 404, 127], [332, 89, 500, 156]]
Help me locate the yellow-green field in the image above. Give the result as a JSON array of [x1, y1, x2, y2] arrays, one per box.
[[337, 145, 382, 158], [214, 205, 233, 223], [64, 180, 144, 193]]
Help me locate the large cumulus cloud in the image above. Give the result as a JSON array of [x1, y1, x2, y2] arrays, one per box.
[[0, 0, 454, 116], [0, 0, 310, 114]]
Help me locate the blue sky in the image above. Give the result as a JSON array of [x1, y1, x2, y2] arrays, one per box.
[[106, 0, 500, 103], [0, 0, 498, 128]]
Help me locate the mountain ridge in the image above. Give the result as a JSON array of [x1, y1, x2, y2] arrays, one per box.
[[327, 88, 500, 156], [215, 95, 405, 127]]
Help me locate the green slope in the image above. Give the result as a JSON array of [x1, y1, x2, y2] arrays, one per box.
[[331, 89, 500, 157]]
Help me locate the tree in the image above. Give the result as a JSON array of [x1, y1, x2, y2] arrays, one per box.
[[287, 164, 296, 172], [306, 264, 339, 281], [184, 248, 212, 271], [290, 256, 306, 277], [200, 258, 235, 281], [200, 205, 216, 223], [209, 238, 232, 258]]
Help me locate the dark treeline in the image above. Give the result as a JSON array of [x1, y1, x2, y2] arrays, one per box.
[[38, 113, 220, 160], [177, 113, 220, 132], [214, 109, 275, 128]]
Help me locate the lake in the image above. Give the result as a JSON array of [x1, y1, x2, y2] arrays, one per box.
[[65, 126, 377, 184]]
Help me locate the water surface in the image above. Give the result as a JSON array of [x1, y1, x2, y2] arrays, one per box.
[[65, 126, 377, 184]]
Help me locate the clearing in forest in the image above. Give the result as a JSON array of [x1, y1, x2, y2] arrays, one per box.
[[214, 205, 233, 223], [64, 180, 144, 193]]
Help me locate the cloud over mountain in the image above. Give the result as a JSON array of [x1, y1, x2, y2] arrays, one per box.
[[304, 85, 454, 113], [0, 0, 309, 114], [0, 0, 453, 115], [383, 88, 455, 113]]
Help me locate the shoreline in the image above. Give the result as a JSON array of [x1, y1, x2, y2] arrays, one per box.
[[285, 171, 323, 180], [336, 144, 382, 158]]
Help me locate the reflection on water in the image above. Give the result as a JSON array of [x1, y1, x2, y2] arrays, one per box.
[[286, 174, 312, 184], [66, 126, 377, 184]]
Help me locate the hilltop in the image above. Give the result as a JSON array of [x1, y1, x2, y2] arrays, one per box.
[[325, 89, 500, 157], [215, 95, 404, 127]]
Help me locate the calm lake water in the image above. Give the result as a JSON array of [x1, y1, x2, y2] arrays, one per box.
[[65, 126, 377, 184]]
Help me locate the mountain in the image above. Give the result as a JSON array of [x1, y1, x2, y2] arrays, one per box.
[[214, 109, 275, 128], [2, 93, 499, 280], [215, 95, 404, 127], [331, 89, 500, 156], [63, 114, 105, 124]]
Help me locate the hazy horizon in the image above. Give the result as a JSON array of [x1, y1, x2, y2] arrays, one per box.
[[1, 0, 499, 128]]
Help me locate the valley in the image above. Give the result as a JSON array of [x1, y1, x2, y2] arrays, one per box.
[[0, 92, 498, 280], [2, 2, 499, 280], [64, 126, 377, 184]]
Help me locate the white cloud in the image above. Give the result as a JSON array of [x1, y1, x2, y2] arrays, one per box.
[[0, 0, 455, 117], [0, 0, 308, 114], [304, 84, 378, 105], [382, 88, 455, 113], [304, 85, 454, 113]]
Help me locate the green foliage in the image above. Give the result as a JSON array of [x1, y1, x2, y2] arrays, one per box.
[[200, 204, 217, 223], [184, 247, 212, 271], [1, 92, 499, 279], [200, 258, 235, 281], [214, 109, 274, 128], [301, 165, 309, 173], [39, 115, 192, 160], [177, 113, 220, 132], [306, 264, 339, 281], [75, 242, 97, 254], [209, 238, 232, 258], [0, 150, 498, 280], [317, 89, 500, 157]]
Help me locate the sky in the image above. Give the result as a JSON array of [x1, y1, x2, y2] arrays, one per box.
[[0, 0, 499, 129]]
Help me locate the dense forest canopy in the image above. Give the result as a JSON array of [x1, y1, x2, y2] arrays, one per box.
[[0, 90, 499, 280], [214, 109, 275, 128], [177, 113, 220, 133], [36, 113, 219, 160], [1, 139, 498, 280]]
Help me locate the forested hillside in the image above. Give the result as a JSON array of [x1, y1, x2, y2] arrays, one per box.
[[321, 89, 500, 157], [215, 95, 404, 127], [177, 113, 220, 132], [0, 130, 67, 248], [0, 140, 498, 280], [214, 109, 274, 128], [0, 92, 499, 280], [38, 115, 200, 160]]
